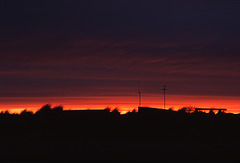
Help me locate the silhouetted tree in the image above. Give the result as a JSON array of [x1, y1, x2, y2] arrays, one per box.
[[178, 106, 195, 113], [104, 106, 111, 112], [52, 105, 63, 113], [20, 109, 33, 117], [111, 107, 120, 116], [0, 110, 10, 117], [4, 110, 10, 115], [35, 104, 52, 116], [168, 107, 174, 111], [0, 111, 4, 115]]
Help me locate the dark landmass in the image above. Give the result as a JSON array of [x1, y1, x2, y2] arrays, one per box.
[[0, 104, 240, 161]]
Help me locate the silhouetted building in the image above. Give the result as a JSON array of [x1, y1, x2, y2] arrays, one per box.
[[63, 109, 110, 118], [138, 107, 168, 114]]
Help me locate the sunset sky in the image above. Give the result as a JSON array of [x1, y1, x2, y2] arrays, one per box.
[[0, 0, 240, 113]]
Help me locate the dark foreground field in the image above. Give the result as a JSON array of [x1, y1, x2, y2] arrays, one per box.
[[0, 106, 240, 161]]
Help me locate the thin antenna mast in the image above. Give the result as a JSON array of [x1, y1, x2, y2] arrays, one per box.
[[162, 85, 167, 109], [138, 81, 141, 107]]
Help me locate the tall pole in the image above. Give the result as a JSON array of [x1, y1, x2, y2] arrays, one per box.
[[138, 81, 141, 107], [162, 85, 167, 109]]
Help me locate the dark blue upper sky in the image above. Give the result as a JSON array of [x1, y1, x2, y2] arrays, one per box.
[[2, 0, 240, 37], [0, 0, 240, 100]]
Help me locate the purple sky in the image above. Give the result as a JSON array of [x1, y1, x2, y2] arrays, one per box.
[[0, 0, 240, 112]]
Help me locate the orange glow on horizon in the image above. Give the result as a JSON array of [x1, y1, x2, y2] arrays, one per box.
[[0, 94, 239, 114]]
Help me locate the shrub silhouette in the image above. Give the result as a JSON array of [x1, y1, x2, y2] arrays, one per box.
[[4, 110, 10, 115], [52, 105, 63, 113], [168, 107, 174, 111], [20, 109, 33, 116], [104, 106, 111, 112], [111, 107, 120, 116], [178, 106, 195, 113], [35, 104, 52, 116]]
